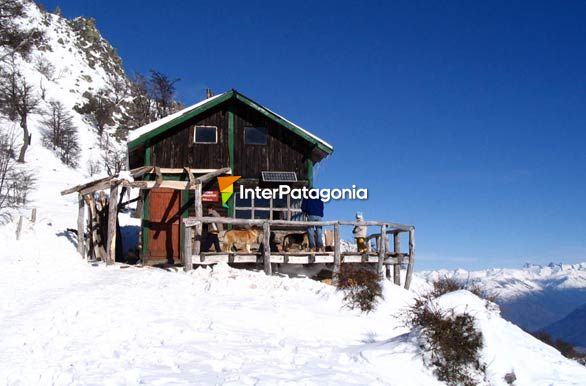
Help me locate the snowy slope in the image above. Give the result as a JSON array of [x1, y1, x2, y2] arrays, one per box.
[[2, 0, 129, 171], [1, 146, 584, 385], [417, 263, 586, 332], [2, 196, 586, 385]]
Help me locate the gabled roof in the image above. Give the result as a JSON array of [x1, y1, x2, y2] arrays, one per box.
[[127, 89, 334, 155]]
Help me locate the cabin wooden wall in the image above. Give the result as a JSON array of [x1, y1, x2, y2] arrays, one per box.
[[150, 106, 230, 169], [147, 100, 312, 181], [232, 101, 310, 180]]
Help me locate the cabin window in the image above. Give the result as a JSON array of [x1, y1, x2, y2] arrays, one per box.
[[233, 189, 303, 220], [244, 126, 267, 145], [194, 126, 217, 144]]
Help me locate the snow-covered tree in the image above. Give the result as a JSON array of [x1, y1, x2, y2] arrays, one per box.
[[0, 57, 40, 162], [41, 100, 80, 167]]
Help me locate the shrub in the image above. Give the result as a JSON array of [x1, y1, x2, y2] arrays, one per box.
[[504, 371, 517, 384], [336, 264, 383, 313], [0, 128, 35, 221], [431, 276, 497, 303], [34, 57, 55, 81], [406, 296, 486, 386]]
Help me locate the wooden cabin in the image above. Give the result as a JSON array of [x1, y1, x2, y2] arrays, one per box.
[[61, 89, 415, 289], [126, 89, 334, 265]]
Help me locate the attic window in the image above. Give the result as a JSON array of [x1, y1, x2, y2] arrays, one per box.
[[244, 127, 267, 145], [194, 126, 217, 144]]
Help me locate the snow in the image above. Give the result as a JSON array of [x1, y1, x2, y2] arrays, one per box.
[[127, 93, 226, 143], [417, 264, 586, 331], [2, 164, 585, 385], [428, 291, 586, 385], [0, 2, 584, 385]]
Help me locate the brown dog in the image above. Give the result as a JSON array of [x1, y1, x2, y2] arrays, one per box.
[[282, 232, 309, 252], [222, 227, 263, 253]]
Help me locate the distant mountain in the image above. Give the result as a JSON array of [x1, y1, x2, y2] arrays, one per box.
[[544, 303, 586, 347], [417, 262, 586, 332]]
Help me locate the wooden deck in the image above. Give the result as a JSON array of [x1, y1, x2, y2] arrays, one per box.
[[193, 252, 407, 265], [183, 216, 415, 289]]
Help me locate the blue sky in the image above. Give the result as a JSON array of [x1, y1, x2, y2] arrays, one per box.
[[44, 0, 586, 270]]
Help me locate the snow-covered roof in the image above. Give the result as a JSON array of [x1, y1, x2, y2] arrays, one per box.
[[127, 92, 226, 142], [127, 90, 333, 154]]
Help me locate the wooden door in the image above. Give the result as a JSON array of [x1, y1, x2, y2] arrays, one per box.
[[147, 188, 182, 263]]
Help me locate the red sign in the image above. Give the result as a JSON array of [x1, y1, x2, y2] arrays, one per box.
[[202, 190, 220, 202]]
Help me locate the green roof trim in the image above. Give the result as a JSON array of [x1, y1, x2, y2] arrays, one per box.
[[233, 93, 333, 155], [127, 90, 333, 155]]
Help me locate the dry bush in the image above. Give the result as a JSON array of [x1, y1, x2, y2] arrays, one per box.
[[430, 276, 461, 297], [406, 296, 486, 386], [86, 158, 101, 177], [34, 57, 55, 81], [431, 276, 497, 303], [0, 128, 35, 221], [335, 264, 383, 313]]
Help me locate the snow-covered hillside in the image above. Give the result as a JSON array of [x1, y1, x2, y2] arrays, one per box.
[[2, 0, 129, 172], [417, 263, 586, 341], [2, 201, 586, 385]]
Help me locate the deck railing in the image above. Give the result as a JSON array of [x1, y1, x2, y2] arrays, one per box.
[[182, 217, 415, 289]]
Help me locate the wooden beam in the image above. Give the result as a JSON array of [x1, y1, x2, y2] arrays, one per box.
[[184, 167, 195, 188], [85, 194, 107, 261], [184, 217, 339, 227], [62, 167, 232, 196], [393, 232, 401, 286], [377, 225, 386, 280], [77, 194, 85, 257], [194, 167, 232, 184], [193, 184, 202, 262], [405, 228, 415, 290], [183, 217, 415, 230], [263, 221, 271, 275], [183, 225, 192, 271], [106, 184, 119, 265], [333, 222, 341, 285], [61, 175, 114, 195], [79, 179, 118, 196], [30, 208, 36, 223], [154, 166, 163, 185]]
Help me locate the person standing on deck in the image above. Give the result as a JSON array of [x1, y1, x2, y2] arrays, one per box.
[[353, 212, 368, 253], [301, 197, 324, 252], [202, 207, 223, 252]]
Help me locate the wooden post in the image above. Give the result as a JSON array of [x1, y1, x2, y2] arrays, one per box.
[[30, 208, 36, 223], [194, 183, 202, 261], [393, 231, 401, 285], [183, 225, 193, 271], [263, 220, 271, 275], [15, 215, 23, 240], [106, 184, 119, 265], [377, 225, 386, 280], [85, 194, 106, 261], [332, 222, 341, 285], [77, 194, 85, 257], [405, 228, 415, 290]]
